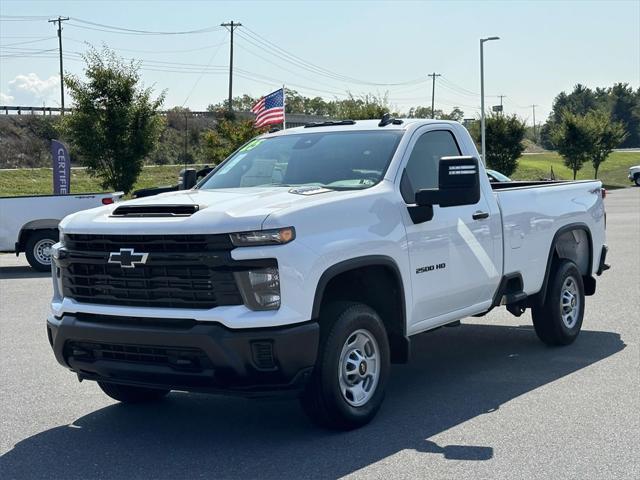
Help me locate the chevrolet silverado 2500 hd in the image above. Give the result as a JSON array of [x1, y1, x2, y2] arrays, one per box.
[[47, 117, 608, 430]]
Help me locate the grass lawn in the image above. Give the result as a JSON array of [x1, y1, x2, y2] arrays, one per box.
[[1, 151, 638, 197], [0, 165, 186, 197], [512, 151, 639, 188]]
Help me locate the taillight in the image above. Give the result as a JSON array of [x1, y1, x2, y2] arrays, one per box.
[[601, 188, 606, 199], [102, 197, 114, 205]]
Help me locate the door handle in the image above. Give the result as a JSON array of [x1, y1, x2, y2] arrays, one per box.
[[472, 210, 489, 220]]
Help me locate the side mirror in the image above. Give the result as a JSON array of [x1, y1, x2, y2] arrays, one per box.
[[179, 168, 197, 190], [415, 156, 481, 208]]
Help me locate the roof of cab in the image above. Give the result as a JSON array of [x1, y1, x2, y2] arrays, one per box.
[[263, 118, 462, 137]]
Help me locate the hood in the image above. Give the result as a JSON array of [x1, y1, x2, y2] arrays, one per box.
[[60, 187, 337, 235]]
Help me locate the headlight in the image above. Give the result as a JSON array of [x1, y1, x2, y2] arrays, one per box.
[[230, 227, 295, 247], [234, 266, 281, 310]]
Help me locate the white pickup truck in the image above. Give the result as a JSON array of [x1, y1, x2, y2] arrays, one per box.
[[47, 117, 609, 430], [0, 192, 123, 270]]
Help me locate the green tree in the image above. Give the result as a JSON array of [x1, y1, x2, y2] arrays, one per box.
[[609, 83, 640, 148], [63, 47, 165, 193], [588, 110, 626, 179], [470, 113, 525, 176], [331, 92, 391, 120], [202, 118, 261, 164], [552, 112, 594, 180], [408, 106, 464, 121], [207, 94, 258, 113]]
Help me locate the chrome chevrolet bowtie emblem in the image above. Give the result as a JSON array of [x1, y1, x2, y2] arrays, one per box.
[[108, 248, 148, 269]]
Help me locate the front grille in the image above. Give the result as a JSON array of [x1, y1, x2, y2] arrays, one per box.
[[65, 233, 233, 253], [66, 341, 212, 372], [60, 234, 243, 309]]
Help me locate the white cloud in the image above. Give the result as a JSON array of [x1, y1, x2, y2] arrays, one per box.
[[5, 73, 59, 106], [0, 92, 14, 103]]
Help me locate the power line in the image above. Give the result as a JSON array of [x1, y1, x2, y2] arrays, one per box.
[[181, 36, 227, 107], [68, 17, 221, 35], [440, 76, 479, 96], [48, 16, 69, 114], [0, 36, 56, 47], [0, 15, 53, 22], [0, 48, 57, 58], [234, 41, 358, 96], [241, 26, 426, 87], [64, 37, 227, 54]]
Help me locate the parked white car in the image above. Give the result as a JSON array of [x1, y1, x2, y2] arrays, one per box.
[[0, 192, 123, 270], [48, 117, 608, 429], [628, 165, 640, 186]]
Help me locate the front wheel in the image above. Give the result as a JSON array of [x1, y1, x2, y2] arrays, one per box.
[[300, 302, 390, 430], [98, 382, 170, 403], [635, 174, 640, 187], [25, 229, 58, 271], [532, 259, 585, 346]]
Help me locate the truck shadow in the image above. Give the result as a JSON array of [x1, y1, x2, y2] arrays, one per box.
[[0, 265, 49, 280], [0, 323, 625, 479]]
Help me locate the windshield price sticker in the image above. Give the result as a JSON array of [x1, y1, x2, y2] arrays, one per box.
[[239, 139, 264, 152]]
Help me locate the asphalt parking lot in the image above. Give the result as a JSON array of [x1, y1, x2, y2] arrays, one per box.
[[1, 187, 638, 480]]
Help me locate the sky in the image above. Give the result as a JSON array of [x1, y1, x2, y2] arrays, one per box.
[[1, 0, 638, 125]]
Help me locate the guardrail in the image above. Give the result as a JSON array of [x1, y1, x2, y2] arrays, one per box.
[[0, 106, 331, 127], [0, 106, 214, 116]]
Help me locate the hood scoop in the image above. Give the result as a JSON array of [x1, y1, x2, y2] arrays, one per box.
[[111, 204, 200, 217]]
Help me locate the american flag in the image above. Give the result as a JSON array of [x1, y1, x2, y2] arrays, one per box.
[[251, 88, 285, 128]]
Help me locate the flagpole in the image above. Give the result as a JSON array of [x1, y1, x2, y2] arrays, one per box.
[[282, 84, 286, 130]]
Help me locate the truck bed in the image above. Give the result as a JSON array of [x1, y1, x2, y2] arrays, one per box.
[[493, 180, 605, 296]]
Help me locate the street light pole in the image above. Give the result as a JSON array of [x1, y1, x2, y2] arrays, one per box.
[[480, 36, 499, 164]]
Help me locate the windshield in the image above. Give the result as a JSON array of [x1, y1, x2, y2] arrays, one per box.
[[198, 131, 403, 190]]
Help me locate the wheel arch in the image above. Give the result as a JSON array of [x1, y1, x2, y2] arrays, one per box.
[[537, 223, 594, 302], [16, 220, 59, 253], [311, 255, 409, 363]]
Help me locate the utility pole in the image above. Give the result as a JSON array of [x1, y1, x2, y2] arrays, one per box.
[[48, 16, 69, 114], [531, 104, 538, 142], [498, 95, 507, 114], [428, 72, 441, 119], [184, 113, 188, 169], [220, 21, 242, 114]]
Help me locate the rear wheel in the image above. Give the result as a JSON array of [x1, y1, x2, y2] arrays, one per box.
[[300, 302, 390, 430], [24, 229, 58, 271], [532, 259, 585, 346], [635, 174, 640, 187], [98, 382, 170, 403]]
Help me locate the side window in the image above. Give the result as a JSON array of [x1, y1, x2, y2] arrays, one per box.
[[402, 130, 461, 203]]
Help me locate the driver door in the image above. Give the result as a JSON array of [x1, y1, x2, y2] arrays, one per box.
[[401, 127, 499, 332]]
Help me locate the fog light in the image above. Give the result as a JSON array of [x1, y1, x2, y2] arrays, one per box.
[[235, 266, 281, 310]]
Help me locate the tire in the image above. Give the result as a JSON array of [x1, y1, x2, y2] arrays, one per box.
[[531, 259, 585, 346], [98, 382, 170, 403], [24, 229, 58, 271], [300, 302, 390, 430], [634, 174, 640, 187]]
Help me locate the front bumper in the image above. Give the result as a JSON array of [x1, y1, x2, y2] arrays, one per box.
[[47, 314, 319, 397]]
